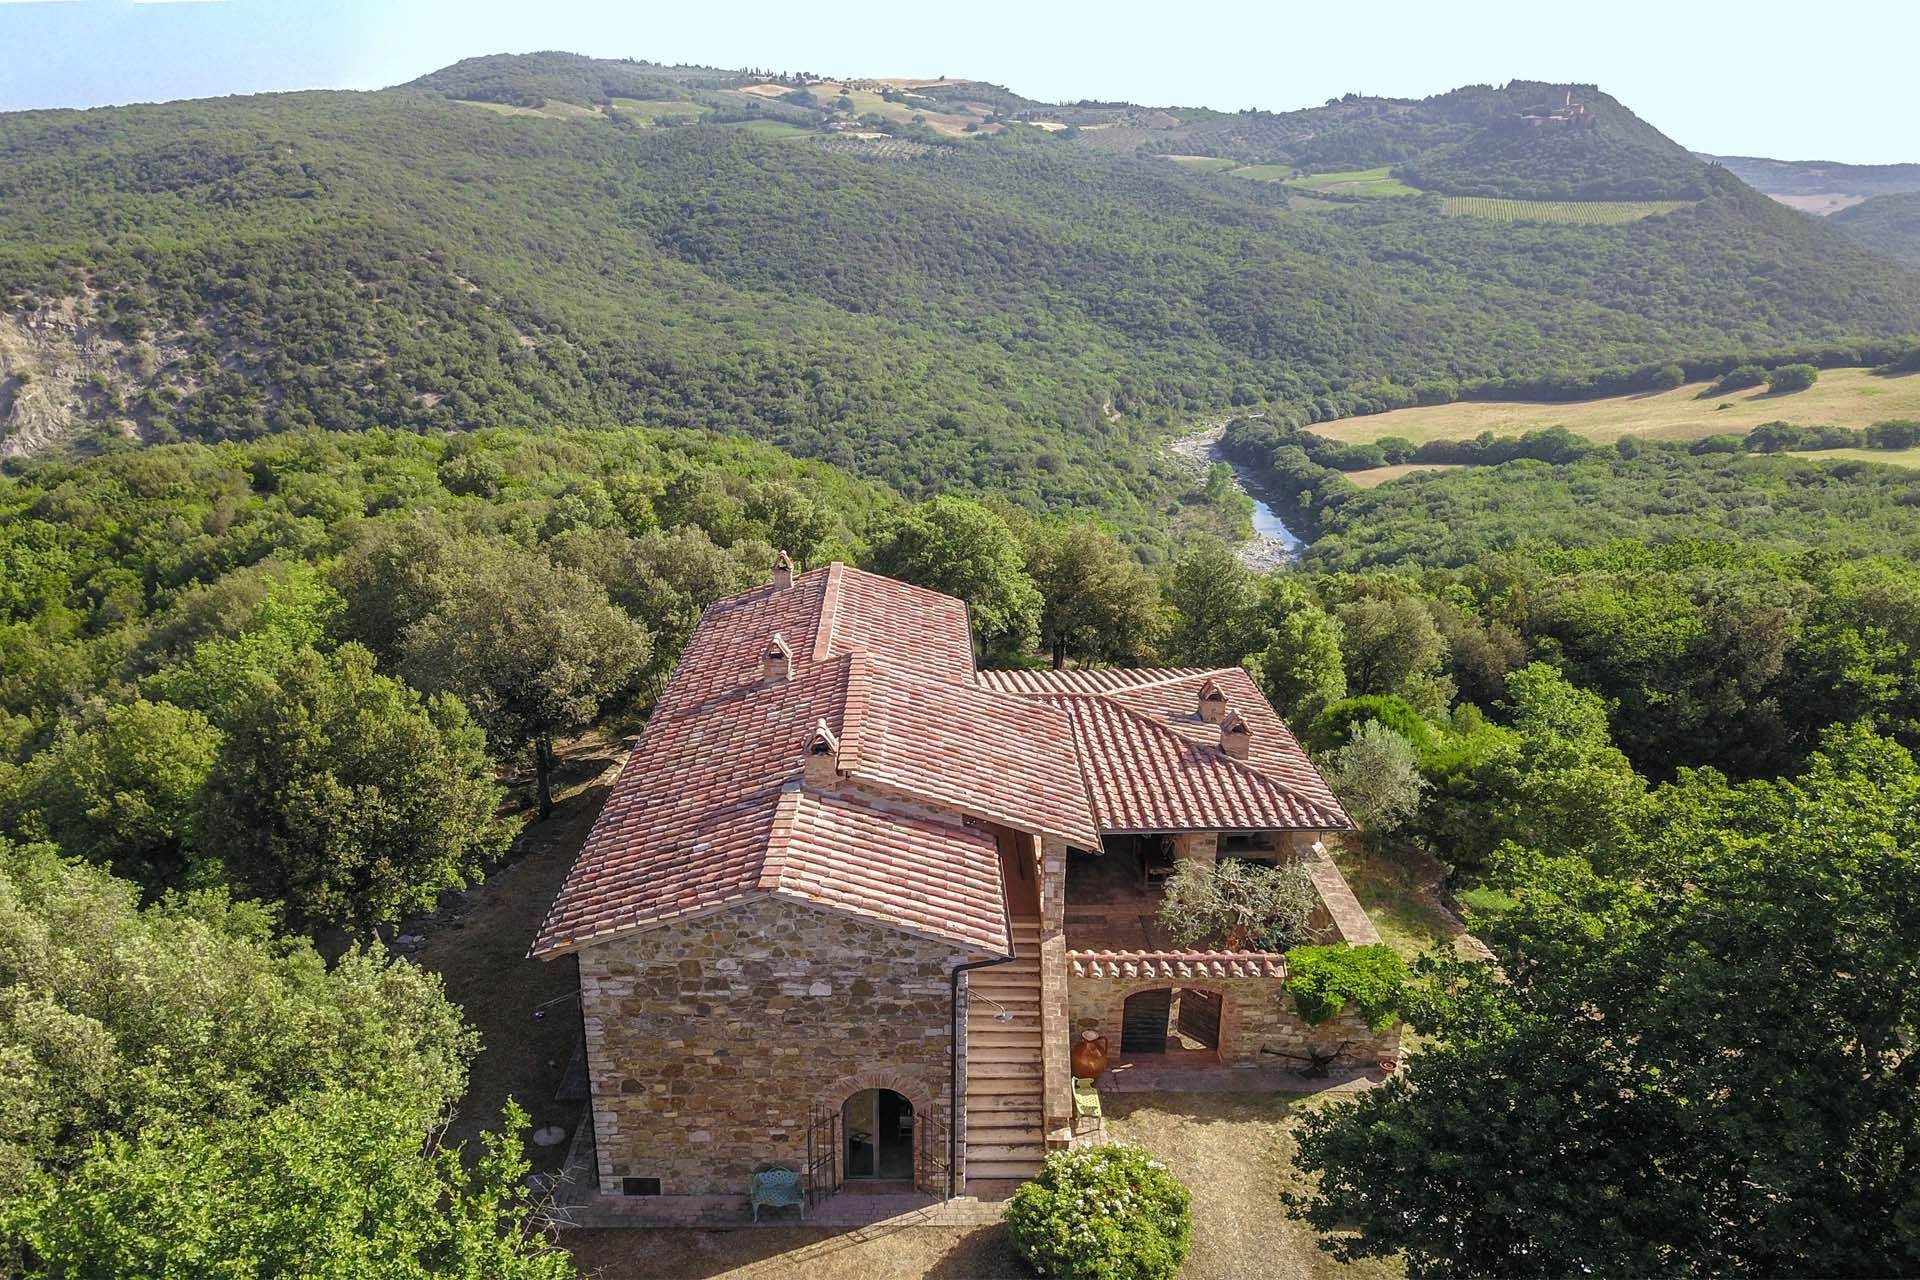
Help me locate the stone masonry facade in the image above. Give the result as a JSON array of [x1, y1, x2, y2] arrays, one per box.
[[1067, 955, 1401, 1069], [577, 895, 967, 1196]]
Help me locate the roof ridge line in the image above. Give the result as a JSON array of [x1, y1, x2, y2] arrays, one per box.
[[755, 785, 805, 893], [838, 651, 872, 770], [811, 561, 846, 663]]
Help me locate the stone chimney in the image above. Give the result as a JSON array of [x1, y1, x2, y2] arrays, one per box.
[[763, 632, 793, 684], [1196, 677, 1229, 724], [804, 719, 840, 788], [772, 550, 794, 591], [1220, 709, 1251, 760]]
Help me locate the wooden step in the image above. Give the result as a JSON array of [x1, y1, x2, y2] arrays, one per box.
[[967, 1027, 1043, 1045], [966, 1090, 1043, 1112], [968, 1159, 1044, 1180], [967, 1121, 1044, 1144], [968, 1047, 1042, 1066], [967, 1143, 1047, 1163], [966, 1060, 1045, 1080], [963, 1074, 1042, 1096]]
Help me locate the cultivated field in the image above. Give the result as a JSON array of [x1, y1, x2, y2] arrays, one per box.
[[1315, 366, 1920, 447], [1287, 166, 1420, 197], [1166, 154, 1238, 172], [1439, 196, 1697, 223], [721, 118, 814, 139], [1163, 158, 1419, 197], [1344, 462, 1465, 488], [1770, 192, 1870, 216], [733, 79, 999, 136], [453, 98, 601, 120], [608, 97, 710, 122]]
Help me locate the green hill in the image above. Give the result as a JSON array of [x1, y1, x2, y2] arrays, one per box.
[[1137, 80, 1712, 200], [1834, 192, 1920, 266], [3, 54, 1918, 532]]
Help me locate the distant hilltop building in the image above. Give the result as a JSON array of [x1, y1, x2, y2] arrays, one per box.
[[1518, 89, 1594, 130]]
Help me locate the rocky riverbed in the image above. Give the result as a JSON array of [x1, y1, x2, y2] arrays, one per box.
[[1168, 422, 1300, 571]]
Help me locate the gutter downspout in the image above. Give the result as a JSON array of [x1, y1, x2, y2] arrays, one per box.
[[948, 893, 1018, 1199]]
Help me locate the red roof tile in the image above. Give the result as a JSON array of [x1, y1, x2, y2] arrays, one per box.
[[1041, 695, 1347, 831], [978, 666, 1348, 829], [841, 654, 1102, 850], [536, 567, 1349, 959], [532, 564, 1080, 958]]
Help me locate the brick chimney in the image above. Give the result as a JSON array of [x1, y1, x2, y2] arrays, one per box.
[[772, 550, 794, 591], [1196, 677, 1229, 724], [1220, 709, 1251, 760], [763, 632, 793, 684], [804, 719, 840, 788]]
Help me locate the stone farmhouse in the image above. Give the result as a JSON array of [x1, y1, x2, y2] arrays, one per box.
[[532, 556, 1396, 1210]]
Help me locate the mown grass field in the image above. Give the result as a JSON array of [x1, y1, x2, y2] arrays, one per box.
[[1230, 163, 1298, 182], [1316, 366, 1920, 448], [1288, 166, 1420, 197], [1166, 153, 1238, 172], [1344, 462, 1465, 487], [608, 97, 710, 122], [1165, 158, 1419, 197], [720, 118, 815, 139], [453, 98, 601, 120], [1440, 196, 1697, 223]]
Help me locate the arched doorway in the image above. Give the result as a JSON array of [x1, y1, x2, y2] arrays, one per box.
[[843, 1088, 915, 1181], [1121, 987, 1222, 1057]]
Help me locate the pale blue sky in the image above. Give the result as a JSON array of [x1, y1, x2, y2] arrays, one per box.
[[0, 0, 1912, 163]]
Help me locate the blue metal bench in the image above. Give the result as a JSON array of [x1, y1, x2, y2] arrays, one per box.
[[749, 1168, 805, 1223]]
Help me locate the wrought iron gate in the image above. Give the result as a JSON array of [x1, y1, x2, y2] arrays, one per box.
[[804, 1103, 842, 1205]]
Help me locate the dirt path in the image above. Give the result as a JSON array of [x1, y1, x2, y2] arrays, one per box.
[[402, 735, 629, 1169]]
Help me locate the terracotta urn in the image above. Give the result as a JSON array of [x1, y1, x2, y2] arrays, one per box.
[[1071, 1030, 1109, 1080]]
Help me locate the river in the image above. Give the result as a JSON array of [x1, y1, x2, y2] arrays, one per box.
[[1167, 422, 1302, 570]]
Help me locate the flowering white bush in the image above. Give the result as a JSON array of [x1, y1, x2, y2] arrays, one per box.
[[1003, 1144, 1192, 1280]]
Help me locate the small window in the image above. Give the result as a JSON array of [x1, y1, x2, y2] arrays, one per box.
[[622, 1176, 662, 1197]]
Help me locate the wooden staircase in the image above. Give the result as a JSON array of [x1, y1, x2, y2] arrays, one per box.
[[962, 917, 1048, 1183]]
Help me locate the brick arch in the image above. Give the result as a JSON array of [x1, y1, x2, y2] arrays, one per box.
[[818, 1070, 938, 1119], [817, 1071, 941, 1191], [1102, 980, 1235, 1056]]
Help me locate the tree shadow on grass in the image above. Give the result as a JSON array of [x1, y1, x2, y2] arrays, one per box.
[[566, 1222, 1024, 1280]]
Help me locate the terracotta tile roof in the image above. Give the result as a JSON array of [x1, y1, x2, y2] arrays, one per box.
[[978, 666, 1348, 829], [778, 788, 1007, 952], [1039, 694, 1347, 831], [532, 564, 1082, 958], [840, 654, 1102, 850], [814, 562, 977, 682]]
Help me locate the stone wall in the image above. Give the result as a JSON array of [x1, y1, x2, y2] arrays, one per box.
[[577, 896, 968, 1197], [1066, 953, 1400, 1069]]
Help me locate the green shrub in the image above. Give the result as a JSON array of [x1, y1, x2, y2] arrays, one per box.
[[1005, 1145, 1193, 1280], [1766, 363, 1819, 394], [1284, 943, 1407, 1029], [1305, 694, 1436, 755], [1156, 856, 1318, 951], [1707, 363, 1767, 395]]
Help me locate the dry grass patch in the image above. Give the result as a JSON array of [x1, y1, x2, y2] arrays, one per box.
[[1316, 366, 1920, 447], [1342, 463, 1463, 488], [566, 1224, 1021, 1279], [1104, 1093, 1402, 1280]]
